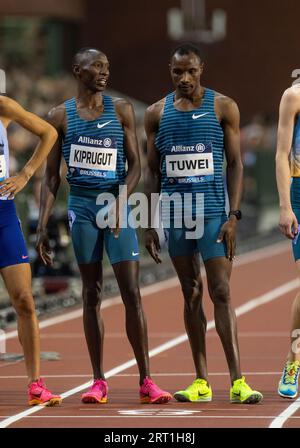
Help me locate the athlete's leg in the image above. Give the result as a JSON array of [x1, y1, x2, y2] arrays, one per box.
[[286, 260, 300, 362], [1, 263, 40, 383], [112, 260, 150, 384], [171, 254, 207, 380], [78, 262, 105, 380], [204, 257, 242, 383]]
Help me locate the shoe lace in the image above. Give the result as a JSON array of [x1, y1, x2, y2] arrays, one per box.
[[91, 379, 106, 392], [284, 363, 300, 384], [187, 379, 207, 391], [234, 376, 252, 392], [143, 378, 160, 393]]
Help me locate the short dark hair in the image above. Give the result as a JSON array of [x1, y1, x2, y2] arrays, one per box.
[[72, 47, 106, 67], [170, 43, 203, 63]]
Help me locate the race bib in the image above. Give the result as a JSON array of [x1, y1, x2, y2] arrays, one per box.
[[166, 142, 214, 183], [69, 135, 117, 179]]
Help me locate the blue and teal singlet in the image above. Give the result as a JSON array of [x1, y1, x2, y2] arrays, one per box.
[[62, 95, 139, 265], [155, 88, 226, 221], [62, 95, 126, 197]]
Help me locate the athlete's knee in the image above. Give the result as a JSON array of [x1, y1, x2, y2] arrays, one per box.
[[209, 281, 230, 306], [122, 285, 141, 311], [82, 283, 102, 308], [13, 291, 35, 317], [181, 279, 203, 311]]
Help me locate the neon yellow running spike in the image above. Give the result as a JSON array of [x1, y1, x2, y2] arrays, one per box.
[[230, 376, 263, 404], [174, 379, 212, 402]]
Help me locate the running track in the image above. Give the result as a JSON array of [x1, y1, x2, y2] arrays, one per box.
[[0, 241, 300, 428]]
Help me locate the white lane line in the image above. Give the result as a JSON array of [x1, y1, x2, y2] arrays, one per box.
[[0, 371, 282, 379], [269, 398, 300, 428], [2, 415, 300, 419], [0, 276, 298, 428], [0, 240, 290, 343]]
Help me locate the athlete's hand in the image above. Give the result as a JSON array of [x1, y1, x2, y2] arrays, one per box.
[[145, 229, 162, 264], [36, 229, 53, 266], [217, 219, 237, 261], [279, 207, 298, 240], [0, 172, 29, 198]]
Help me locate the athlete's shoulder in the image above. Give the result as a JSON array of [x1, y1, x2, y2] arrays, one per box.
[[0, 95, 22, 117], [112, 96, 134, 112], [47, 102, 66, 129], [145, 97, 166, 122], [281, 85, 300, 103], [214, 91, 238, 108], [214, 91, 239, 122]]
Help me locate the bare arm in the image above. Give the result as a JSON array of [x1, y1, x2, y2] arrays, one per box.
[[220, 96, 243, 213], [276, 87, 300, 238], [144, 101, 163, 263], [216, 95, 243, 260], [36, 105, 64, 265], [115, 99, 141, 198], [0, 96, 58, 197]]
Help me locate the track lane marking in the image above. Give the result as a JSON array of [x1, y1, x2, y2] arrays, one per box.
[[0, 241, 290, 343], [0, 275, 298, 428]]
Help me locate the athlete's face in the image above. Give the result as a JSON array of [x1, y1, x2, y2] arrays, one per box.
[[170, 53, 203, 96], [75, 53, 110, 92]]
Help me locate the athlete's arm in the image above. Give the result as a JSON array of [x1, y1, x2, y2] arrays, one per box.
[[0, 96, 58, 198], [144, 101, 163, 264], [36, 105, 65, 265], [216, 95, 243, 261], [276, 87, 299, 239], [111, 99, 141, 237], [115, 99, 141, 197]]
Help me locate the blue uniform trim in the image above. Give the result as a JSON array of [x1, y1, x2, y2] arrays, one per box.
[[0, 200, 29, 269]]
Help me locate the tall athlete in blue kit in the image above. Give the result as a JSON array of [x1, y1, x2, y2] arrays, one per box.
[[145, 43, 263, 403], [276, 84, 300, 398], [0, 95, 61, 406], [36, 48, 171, 404]]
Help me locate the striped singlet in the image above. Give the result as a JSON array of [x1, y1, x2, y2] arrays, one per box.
[[155, 88, 226, 220], [62, 95, 126, 197]]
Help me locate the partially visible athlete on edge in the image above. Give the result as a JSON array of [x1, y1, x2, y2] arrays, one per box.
[[36, 48, 171, 404], [144, 43, 263, 404], [0, 94, 61, 406], [276, 84, 300, 399]]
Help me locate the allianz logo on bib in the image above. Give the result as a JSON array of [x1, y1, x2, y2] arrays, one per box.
[[77, 136, 112, 147], [171, 143, 207, 153]]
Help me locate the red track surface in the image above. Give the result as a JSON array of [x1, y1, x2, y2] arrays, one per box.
[[1, 241, 300, 428]]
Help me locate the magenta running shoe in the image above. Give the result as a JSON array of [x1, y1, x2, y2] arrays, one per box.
[[140, 377, 172, 404], [28, 378, 62, 406], [81, 379, 108, 404]]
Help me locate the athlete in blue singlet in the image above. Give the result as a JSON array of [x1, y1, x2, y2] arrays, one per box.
[[0, 94, 61, 405], [36, 48, 171, 404], [145, 43, 263, 403], [276, 84, 300, 398]]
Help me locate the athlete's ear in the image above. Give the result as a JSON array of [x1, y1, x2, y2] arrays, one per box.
[[200, 62, 204, 74], [72, 64, 80, 78]]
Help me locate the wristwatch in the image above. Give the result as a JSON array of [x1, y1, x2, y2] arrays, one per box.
[[228, 210, 242, 220]]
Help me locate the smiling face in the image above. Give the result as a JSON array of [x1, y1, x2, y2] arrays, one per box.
[[73, 50, 110, 93], [170, 52, 204, 97]]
